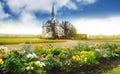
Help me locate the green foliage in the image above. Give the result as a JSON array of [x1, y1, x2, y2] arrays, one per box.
[[74, 44, 91, 52], [104, 43, 117, 51], [114, 47, 120, 54], [82, 45, 91, 51], [58, 53, 67, 60], [66, 48, 79, 56], [7, 50, 22, 58], [76, 34, 88, 40], [66, 26, 77, 39], [41, 55, 62, 70], [1, 43, 120, 74], [25, 61, 46, 74], [102, 51, 113, 59], [93, 49, 103, 58], [102, 49, 118, 59], [35, 48, 48, 56], [1, 50, 46, 74], [20, 44, 33, 54], [2, 51, 25, 74], [51, 48, 62, 55]]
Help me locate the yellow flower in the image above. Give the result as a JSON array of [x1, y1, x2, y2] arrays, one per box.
[[76, 55, 80, 60], [80, 51, 88, 55], [72, 55, 80, 61], [0, 58, 4, 65], [84, 57, 87, 63], [36, 44, 43, 50], [72, 55, 76, 60]]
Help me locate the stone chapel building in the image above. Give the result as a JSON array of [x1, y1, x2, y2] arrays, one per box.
[[42, 4, 73, 39]]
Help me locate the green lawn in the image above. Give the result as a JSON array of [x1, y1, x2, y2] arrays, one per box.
[[102, 65, 120, 74], [0, 37, 66, 44]]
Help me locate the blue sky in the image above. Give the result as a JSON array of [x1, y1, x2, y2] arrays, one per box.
[[0, 0, 120, 35]]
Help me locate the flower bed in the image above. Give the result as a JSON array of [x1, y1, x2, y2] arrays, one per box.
[[0, 43, 120, 74]]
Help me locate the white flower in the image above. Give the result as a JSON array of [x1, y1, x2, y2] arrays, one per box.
[[27, 54, 32, 58], [27, 53, 37, 58], [26, 66, 30, 70], [40, 62, 45, 67], [35, 61, 40, 65], [30, 67, 34, 70], [32, 53, 37, 58], [0, 46, 9, 52], [26, 66, 34, 70], [95, 49, 101, 52], [35, 61, 45, 67]]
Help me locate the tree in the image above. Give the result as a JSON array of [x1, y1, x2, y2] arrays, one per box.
[[61, 21, 77, 39], [67, 25, 77, 39]]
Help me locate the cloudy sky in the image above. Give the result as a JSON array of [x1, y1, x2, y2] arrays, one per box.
[[0, 0, 120, 35]]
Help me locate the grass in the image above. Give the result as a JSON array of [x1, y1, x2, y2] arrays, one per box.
[[0, 37, 66, 44], [102, 65, 120, 74]]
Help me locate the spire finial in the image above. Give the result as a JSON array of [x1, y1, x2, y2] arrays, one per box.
[[51, 3, 55, 19]]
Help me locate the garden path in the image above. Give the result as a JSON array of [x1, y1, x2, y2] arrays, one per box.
[[2, 40, 79, 50]]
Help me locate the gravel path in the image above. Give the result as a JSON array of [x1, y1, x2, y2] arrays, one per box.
[[0, 40, 79, 49]]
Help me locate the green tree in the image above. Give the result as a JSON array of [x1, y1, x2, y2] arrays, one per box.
[[61, 21, 77, 39], [67, 25, 77, 39]]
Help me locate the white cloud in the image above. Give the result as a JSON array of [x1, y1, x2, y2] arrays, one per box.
[[0, 2, 9, 19], [77, 0, 97, 4], [0, 23, 41, 34], [0, 11, 41, 34], [7, 0, 97, 15], [0, 21, 41, 34], [6, 0, 78, 14], [66, 1, 77, 10], [73, 17, 120, 35]]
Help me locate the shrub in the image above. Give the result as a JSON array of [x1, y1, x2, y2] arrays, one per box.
[[1, 43, 120, 74], [51, 48, 62, 55], [2, 55, 24, 74], [41, 55, 62, 70], [71, 51, 99, 67]]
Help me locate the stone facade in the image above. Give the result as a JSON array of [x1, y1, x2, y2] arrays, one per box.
[[42, 19, 65, 38]]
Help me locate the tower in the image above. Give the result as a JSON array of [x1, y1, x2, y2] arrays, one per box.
[[51, 4, 55, 19]]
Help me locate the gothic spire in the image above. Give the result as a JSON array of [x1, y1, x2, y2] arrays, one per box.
[[51, 4, 55, 19]]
